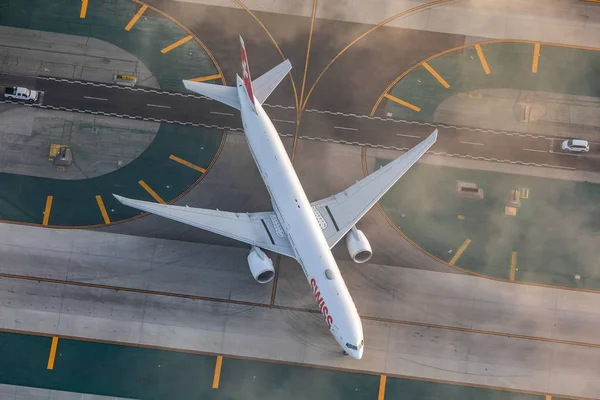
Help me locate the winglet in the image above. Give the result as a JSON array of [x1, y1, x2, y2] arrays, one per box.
[[239, 35, 256, 112]]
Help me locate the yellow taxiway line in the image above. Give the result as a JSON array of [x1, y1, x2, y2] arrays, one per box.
[[95, 195, 111, 224], [510, 251, 518, 281], [42, 196, 53, 226], [212, 355, 223, 389], [125, 5, 148, 31], [47, 336, 59, 370], [475, 44, 491, 75], [378, 375, 387, 400], [161, 35, 193, 54], [80, 0, 88, 19], [138, 180, 166, 204], [188, 74, 222, 82], [422, 62, 450, 88], [383, 93, 421, 112], [169, 155, 206, 173], [450, 239, 471, 265], [532, 43, 541, 73]]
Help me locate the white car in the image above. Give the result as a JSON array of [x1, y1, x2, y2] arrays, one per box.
[[561, 139, 589, 153], [3, 86, 39, 103]]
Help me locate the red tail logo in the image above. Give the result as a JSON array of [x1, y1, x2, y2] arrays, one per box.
[[239, 36, 255, 106]]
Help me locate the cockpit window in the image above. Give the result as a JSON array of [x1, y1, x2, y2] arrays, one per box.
[[346, 343, 358, 350]]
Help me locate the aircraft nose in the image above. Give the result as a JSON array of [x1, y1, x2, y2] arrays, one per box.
[[354, 347, 363, 360]]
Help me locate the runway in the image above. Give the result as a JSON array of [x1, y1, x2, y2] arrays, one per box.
[[3, 73, 598, 173]]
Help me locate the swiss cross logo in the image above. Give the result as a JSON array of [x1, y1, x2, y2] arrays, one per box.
[[242, 60, 249, 80]]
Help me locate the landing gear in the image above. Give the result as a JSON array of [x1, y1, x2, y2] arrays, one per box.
[[343, 350, 349, 356]]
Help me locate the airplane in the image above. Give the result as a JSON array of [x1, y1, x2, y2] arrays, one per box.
[[113, 35, 438, 360]]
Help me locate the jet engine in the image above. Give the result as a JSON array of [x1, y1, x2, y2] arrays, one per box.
[[345, 226, 373, 263], [247, 246, 275, 283]]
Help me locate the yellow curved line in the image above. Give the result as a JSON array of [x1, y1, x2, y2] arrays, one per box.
[[301, 0, 456, 111], [370, 38, 600, 116], [233, 0, 299, 112], [361, 140, 600, 294]]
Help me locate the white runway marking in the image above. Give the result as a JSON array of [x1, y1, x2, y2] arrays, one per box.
[[396, 133, 422, 138], [83, 96, 107, 101], [523, 148, 547, 153], [147, 104, 171, 109], [210, 111, 234, 116], [460, 141, 484, 146], [334, 126, 358, 131], [273, 119, 295, 124]]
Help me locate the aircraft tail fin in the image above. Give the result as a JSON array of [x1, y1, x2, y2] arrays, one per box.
[[239, 35, 256, 112]]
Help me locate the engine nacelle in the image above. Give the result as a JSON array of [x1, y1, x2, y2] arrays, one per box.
[[345, 226, 373, 263], [247, 246, 275, 283]]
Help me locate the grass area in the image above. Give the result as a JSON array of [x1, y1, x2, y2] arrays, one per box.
[[378, 162, 600, 289]]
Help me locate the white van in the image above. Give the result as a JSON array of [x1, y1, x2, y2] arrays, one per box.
[[561, 139, 589, 153]]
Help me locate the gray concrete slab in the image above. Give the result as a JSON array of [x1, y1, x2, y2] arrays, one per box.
[[0, 106, 158, 179], [3, 220, 600, 396], [0, 26, 158, 88], [172, 0, 600, 49], [0, 383, 134, 399]]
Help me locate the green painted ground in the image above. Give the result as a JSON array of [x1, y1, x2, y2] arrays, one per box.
[[0, 0, 224, 226], [378, 162, 600, 289], [0, 330, 552, 400], [381, 42, 600, 121]]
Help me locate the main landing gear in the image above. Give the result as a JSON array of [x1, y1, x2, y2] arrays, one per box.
[[343, 350, 349, 356]]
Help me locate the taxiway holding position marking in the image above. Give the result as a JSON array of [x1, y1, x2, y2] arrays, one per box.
[[378, 375, 387, 400], [422, 62, 450, 88], [80, 0, 88, 19]]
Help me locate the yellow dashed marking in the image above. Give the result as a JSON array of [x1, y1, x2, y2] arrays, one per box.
[[378, 375, 387, 400], [47, 336, 59, 370], [212, 355, 223, 389], [422, 62, 450, 88], [189, 74, 222, 82], [138, 180, 166, 204], [532, 43, 540, 73], [80, 0, 88, 19], [43, 196, 53, 226], [125, 5, 148, 31], [95, 195, 111, 224], [510, 251, 518, 281], [169, 155, 206, 173], [384, 93, 421, 112], [161, 35, 193, 54], [450, 239, 471, 266], [475, 44, 491, 75]]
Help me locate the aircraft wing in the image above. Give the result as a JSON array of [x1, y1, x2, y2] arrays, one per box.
[[310, 130, 438, 249], [112, 195, 295, 258]]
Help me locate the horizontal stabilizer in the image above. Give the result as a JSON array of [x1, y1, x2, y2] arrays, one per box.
[[252, 59, 292, 105], [182, 79, 240, 110]]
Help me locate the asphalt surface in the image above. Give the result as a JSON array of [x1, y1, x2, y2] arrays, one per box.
[[3, 72, 599, 172]]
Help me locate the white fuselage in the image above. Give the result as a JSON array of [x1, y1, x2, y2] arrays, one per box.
[[236, 76, 364, 359]]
